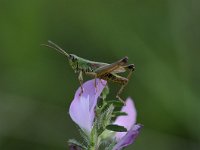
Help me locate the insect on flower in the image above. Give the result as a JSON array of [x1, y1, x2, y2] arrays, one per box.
[[69, 79, 142, 150], [42, 41, 135, 102]]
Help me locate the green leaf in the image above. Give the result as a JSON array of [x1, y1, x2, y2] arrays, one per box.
[[106, 100, 124, 107], [106, 124, 127, 132], [68, 139, 86, 150], [112, 111, 128, 117]]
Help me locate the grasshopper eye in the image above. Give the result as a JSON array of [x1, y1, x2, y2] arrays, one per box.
[[69, 54, 77, 61], [69, 54, 74, 60]]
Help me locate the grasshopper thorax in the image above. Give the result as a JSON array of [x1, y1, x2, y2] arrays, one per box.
[[68, 54, 94, 73]]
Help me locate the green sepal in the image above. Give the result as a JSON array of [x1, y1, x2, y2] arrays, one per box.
[[90, 123, 98, 149], [99, 138, 117, 150], [100, 85, 109, 100], [105, 140, 117, 150], [78, 129, 89, 147], [106, 124, 127, 132], [96, 104, 114, 136]]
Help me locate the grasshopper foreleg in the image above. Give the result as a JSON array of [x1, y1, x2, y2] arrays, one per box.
[[85, 72, 98, 92], [78, 71, 84, 96]]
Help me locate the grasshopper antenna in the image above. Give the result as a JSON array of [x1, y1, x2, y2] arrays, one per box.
[[41, 40, 69, 57]]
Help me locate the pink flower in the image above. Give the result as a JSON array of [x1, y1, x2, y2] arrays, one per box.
[[69, 79, 142, 150], [112, 98, 142, 150], [69, 79, 107, 134]]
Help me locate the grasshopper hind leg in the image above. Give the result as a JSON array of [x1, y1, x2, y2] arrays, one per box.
[[116, 64, 135, 104]]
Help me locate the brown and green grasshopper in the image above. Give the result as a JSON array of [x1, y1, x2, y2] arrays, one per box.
[[43, 41, 135, 102]]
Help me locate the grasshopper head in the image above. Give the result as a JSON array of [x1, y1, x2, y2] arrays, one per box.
[[68, 54, 79, 71], [69, 54, 78, 61]]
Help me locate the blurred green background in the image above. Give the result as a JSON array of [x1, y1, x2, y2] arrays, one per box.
[[0, 0, 200, 150]]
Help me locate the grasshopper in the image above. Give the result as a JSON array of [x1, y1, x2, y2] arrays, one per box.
[[43, 41, 135, 103]]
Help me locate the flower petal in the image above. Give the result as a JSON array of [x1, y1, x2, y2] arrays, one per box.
[[112, 124, 142, 150], [114, 98, 137, 140], [69, 79, 106, 133]]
